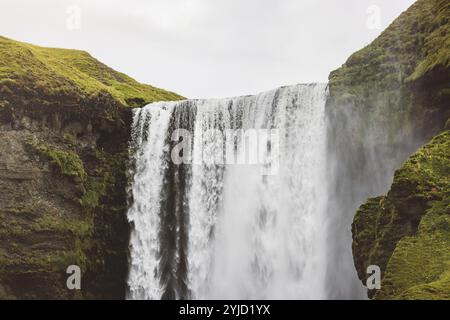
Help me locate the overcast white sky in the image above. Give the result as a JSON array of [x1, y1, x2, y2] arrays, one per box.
[[1, 0, 415, 98]]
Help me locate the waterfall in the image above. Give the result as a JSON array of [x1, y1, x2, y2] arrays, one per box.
[[127, 83, 331, 299]]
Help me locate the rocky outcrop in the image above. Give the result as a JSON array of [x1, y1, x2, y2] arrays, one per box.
[[325, 0, 449, 299], [352, 131, 449, 299], [0, 98, 131, 299], [0, 37, 183, 299]]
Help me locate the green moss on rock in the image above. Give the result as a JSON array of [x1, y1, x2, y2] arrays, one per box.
[[330, 0, 449, 93], [0, 34, 184, 299], [379, 203, 450, 299], [328, 0, 450, 147], [36, 144, 86, 184], [352, 131, 450, 299]]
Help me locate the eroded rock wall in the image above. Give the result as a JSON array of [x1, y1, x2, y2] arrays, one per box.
[[0, 97, 131, 299]]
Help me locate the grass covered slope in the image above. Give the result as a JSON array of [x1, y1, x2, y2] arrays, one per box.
[[0, 36, 183, 107], [330, 0, 449, 100], [0, 36, 184, 299], [328, 0, 449, 142], [352, 131, 450, 299]]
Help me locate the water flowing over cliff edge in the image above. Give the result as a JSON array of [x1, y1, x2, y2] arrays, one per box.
[[0, 0, 448, 300], [127, 83, 334, 299]]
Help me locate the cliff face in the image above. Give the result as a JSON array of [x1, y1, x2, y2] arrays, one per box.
[[327, 0, 449, 177], [326, 0, 449, 299], [0, 36, 183, 299], [1, 0, 448, 300], [329, 0, 449, 141], [352, 131, 449, 299]]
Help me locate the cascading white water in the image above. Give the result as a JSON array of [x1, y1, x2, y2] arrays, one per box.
[[127, 83, 329, 299], [127, 105, 174, 299]]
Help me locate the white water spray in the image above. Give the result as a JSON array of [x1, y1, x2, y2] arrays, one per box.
[[127, 83, 329, 299]]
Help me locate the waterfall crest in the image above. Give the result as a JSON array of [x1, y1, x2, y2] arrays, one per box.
[[127, 83, 330, 299]]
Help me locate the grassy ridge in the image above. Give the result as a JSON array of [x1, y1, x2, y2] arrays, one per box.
[[0, 36, 184, 107], [330, 0, 450, 98], [0, 35, 181, 298]]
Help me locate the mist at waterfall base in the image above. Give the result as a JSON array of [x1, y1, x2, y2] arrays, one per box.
[[126, 83, 420, 300]]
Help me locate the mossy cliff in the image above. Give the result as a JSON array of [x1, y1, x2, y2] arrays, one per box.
[[325, 0, 449, 299], [327, 0, 449, 183], [328, 0, 449, 142], [0, 36, 183, 299], [352, 131, 449, 299]]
